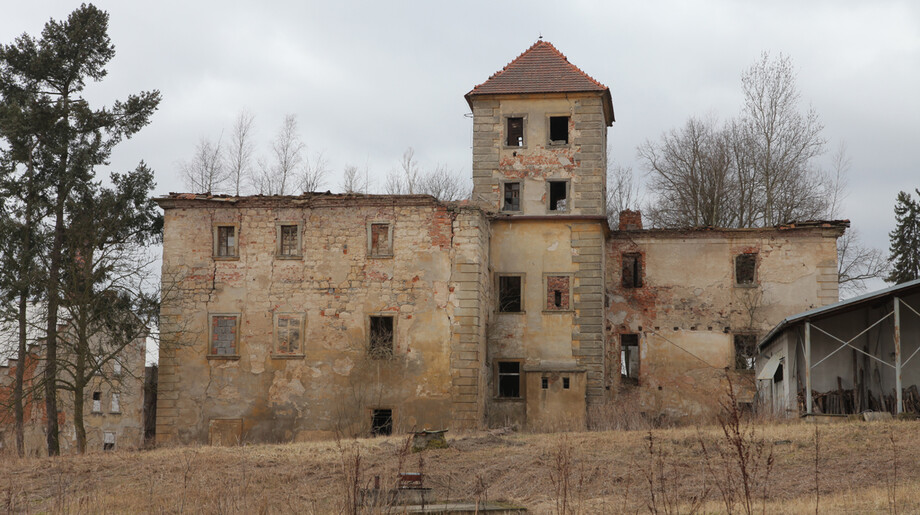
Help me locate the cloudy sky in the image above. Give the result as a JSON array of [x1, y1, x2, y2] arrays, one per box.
[[3, 0, 918, 283]]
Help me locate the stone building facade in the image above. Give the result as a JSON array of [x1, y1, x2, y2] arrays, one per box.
[[154, 41, 846, 444]]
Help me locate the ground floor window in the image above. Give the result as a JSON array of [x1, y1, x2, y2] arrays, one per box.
[[103, 431, 115, 451], [621, 334, 639, 384], [496, 360, 522, 398], [371, 409, 393, 436]]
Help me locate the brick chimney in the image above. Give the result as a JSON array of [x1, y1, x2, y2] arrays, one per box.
[[618, 210, 643, 231]]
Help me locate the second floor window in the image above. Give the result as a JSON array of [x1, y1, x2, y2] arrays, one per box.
[[215, 225, 237, 257], [503, 182, 521, 212], [506, 117, 524, 147]]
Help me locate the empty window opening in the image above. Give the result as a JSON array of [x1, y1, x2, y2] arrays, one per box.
[[103, 432, 115, 451], [548, 181, 568, 211], [92, 392, 101, 413], [506, 117, 524, 147], [369, 223, 392, 257], [774, 363, 784, 383], [210, 315, 238, 356], [498, 275, 523, 312], [549, 116, 569, 144], [562, 377, 570, 389], [497, 361, 521, 398], [734, 334, 757, 370], [622, 253, 642, 288], [113, 361, 121, 376], [275, 314, 303, 355], [503, 182, 521, 212], [621, 334, 639, 384], [369, 316, 394, 358], [735, 253, 757, 285], [111, 393, 120, 413], [546, 275, 570, 311], [216, 226, 237, 257], [279, 225, 299, 256], [541, 377, 549, 389], [371, 409, 393, 436]]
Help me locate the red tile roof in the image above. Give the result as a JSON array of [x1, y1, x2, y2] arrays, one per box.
[[466, 40, 609, 97]]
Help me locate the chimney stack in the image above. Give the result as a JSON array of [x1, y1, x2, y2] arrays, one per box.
[[618, 210, 643, 231]]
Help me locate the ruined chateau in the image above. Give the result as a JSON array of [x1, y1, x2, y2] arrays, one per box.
[[155, 41, 846, 444]]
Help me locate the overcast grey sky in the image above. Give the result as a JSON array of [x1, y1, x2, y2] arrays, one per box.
[[3, 0, 919, 289]]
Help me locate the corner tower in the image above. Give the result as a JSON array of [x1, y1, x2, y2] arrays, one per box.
[[465, 40, 614, 215]]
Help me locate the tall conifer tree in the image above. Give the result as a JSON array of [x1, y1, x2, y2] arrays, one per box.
[[887, 190, 920, 284]]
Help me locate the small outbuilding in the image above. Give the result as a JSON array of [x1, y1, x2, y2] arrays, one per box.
[[757, 279, 920, 417]]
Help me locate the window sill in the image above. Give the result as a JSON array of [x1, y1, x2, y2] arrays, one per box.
[[275, 254, 303, 260], [272, 354, 305, 360], [547, 142, 570, 148], [496, 311, 526, 315], [542, 309, 574, 314], [368, 254, 394, 259], [734, 283, 758, 289], [109, 411, 121, 415], [207, 354, 241, 360], [212, 256, 239, 261], [502, 145, 527, 150], [493, 397, 524, 402]]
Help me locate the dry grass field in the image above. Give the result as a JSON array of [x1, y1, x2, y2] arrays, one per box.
[[2, 419, 919, 514]]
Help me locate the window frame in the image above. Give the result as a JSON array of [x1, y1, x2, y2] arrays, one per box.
[[92, 391, 102, 413], [621, 253, 643, 289], [501, 180, 522, 213], [367, 221, 394, 258], [208, 313, 242, 360], [212, 223, 240, 260], [545, 179, 571, 213], [367, 313, 396, 359], [543, 273, 573, 312], [733, 333, 758, 371], [503, 114, 527, 148], [734, 253, 758, 287], [494, 359, 524, 400], [275, 222, 303, 259], [110, 392, 121, 414], [496, 273, 525, 313], [273, 312, 306, 359], [547, 114, 571, 146], [621, 333, 640, 384], [103, 431, 116, 451]]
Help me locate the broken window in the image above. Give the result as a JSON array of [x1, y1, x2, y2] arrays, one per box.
[[545, 275, 570, 311], [498, 275, 523, 312], [210, 315, 239, 356], [111, 393, 120, 413], [621, 334, 639, 383], [371, 409, 393, 436], [735, 253, 757, 285], [368, 315, 394, 358], [103, 431, 115, 451], [734, 333, 757, 370], [549, 116, 569, 144], [506, 117, 524, 147], [369, 222, 393, 257], [563, 377, 570, 389], [497, 361, 521, 398], [215, 225, 237, 258], [503, 182, 521, 212], [275, 314, 304, 355], [278, 224, 301, 257], [547, 180, 568, 212], [622, 253, 642, 288], [92, 391, 101, 413]]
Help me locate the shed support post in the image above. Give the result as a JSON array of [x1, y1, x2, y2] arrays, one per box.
[[805, 322, 813, 415], [895, 297, 903, 415]]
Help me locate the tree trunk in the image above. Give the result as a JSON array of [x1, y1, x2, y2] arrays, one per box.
[[14, 291, 27, 458], [44, 182, 66, 457], [73, 380, 86, 454]]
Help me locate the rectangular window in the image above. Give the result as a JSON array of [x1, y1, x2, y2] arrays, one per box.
[[498, 275, 523, 312], [497, 361, 521, 398], [371, 409, 393, 436], [734, 333, 757, 370], [541, 376, 549, 389], [210, 314, 239, 356], [622, 253, 642, 288], [562, 377, 570, 389], [545, 275, 570, 311], [111, 393, 120, 413], [113, 361, 122, 376], [502, 182, 521, 212], [215, 225, 238, 258], [547, 181, 568, 212], [92, 391, 101, 413], [506, 117, 524, 147], [368, 315, 394, 358], [549, 116, 569, 144], [368, 222, 393, 257], [735, 253, 757, 285], [277, 223, 301, 258], [103, 431, 116, 451], [621, 334, 639, 383], [274, 314, 304, 356]]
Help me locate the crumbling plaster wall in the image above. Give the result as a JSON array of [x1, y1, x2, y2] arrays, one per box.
[[606, 228, 841, 416], [157, 197, 489, 444]]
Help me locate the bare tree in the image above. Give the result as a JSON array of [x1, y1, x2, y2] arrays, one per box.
[[181, 136, 226, 194], [606, 159, 642, 228], [254, 114, 304, 195], [341, 164, 361, 194], [385, 147, 421, 195], [837, 229, 889, 296], [299, 150, 329, 193], [417, 164, 469, 201], [225, 110, 255, 196]]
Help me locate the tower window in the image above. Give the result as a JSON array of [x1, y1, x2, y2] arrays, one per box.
[[621, 334, 639, 383], [562, 377, 570, 389], [503, 182, 521, 212], [548, 181, 568, 212], [506, 117, 524, 147], [549, 116, 569, 144]]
